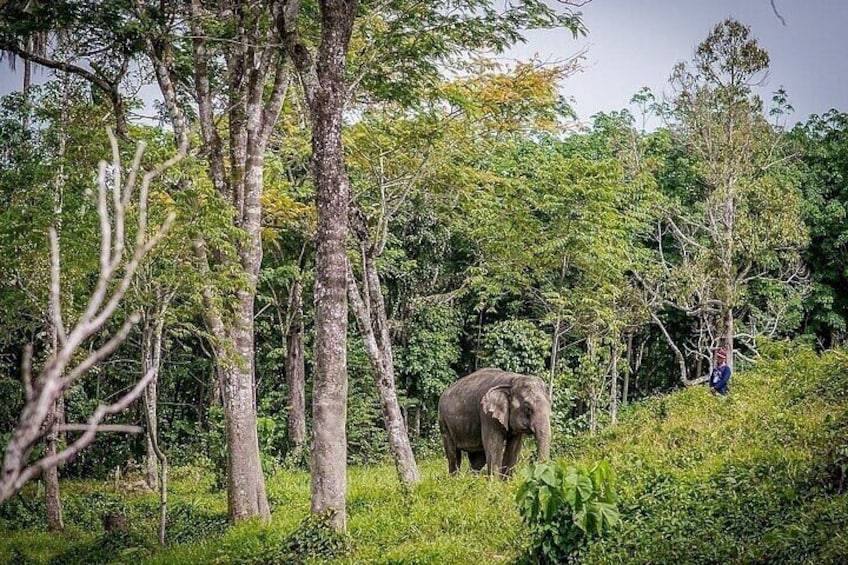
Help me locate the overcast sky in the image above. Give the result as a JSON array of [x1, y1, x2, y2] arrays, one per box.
[[508, 0, 848, 125], [1, 0, 846, 127]]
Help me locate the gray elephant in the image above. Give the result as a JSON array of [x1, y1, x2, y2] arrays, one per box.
[[438, 368, 552, 477]]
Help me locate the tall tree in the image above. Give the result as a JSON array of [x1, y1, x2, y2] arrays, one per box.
[[661, 19, 807, 371], [278, 0, 360, 531]]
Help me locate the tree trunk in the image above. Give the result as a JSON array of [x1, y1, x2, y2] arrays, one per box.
[[285, 277, 307, 456], [44, 75, 67, 531], [307, 0, 359, 531], [144, 376, 159, 491], [347, 256, 420, 486], [143, 312, 159, 491], [222, 292, 270, 523], [695, 351, 703, 381], [609, 337, 620, 425], [412, 406, 420, 438], [44, 399, 63, 532], [724, 310, 734, 371], [549, 318, 561, 400], [623, 332, 633, 406], [142, 309, 168, 545]]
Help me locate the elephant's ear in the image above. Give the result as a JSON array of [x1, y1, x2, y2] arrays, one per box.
[[481, 386, 510, 429]]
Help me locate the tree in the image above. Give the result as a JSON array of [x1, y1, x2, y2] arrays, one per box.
[[278, 0, 360, 531], [660, 19, 807, 372], [793, 111, 848, 347], [0, 0, 289, 523], [0, 129, 181, 504]]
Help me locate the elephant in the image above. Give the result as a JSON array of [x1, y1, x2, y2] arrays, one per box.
[[438, 368, 551, 477]]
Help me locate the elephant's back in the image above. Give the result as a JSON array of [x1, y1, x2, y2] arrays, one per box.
[[438, 368, 515, 411]]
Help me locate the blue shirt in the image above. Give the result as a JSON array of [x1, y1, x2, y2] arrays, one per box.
[[710, 364, 731, 395]]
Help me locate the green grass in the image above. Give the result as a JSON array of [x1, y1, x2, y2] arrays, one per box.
[[2, 343, 848, 564]]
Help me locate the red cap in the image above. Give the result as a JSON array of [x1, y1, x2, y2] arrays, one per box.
[[716, 348, 727, 359]]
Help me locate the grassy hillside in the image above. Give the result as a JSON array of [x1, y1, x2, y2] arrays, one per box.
[[573, 342, 848, 564], [2, 343, 847, 564]]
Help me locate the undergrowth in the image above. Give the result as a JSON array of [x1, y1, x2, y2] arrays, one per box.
[[1, 343, 846, 564]]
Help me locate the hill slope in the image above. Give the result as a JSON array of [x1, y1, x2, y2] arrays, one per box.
[[1, 343, 847, 564], [571, 343, 848, 564]]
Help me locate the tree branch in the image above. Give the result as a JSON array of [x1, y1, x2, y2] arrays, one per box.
[[1, 43, 128, 139], [0, 132, 182, 505]]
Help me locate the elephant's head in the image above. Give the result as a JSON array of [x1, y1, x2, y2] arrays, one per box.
[[481, 376, 552, 461]]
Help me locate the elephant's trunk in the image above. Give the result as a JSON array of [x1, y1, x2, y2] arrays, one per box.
[[534, 419, 551, 462]]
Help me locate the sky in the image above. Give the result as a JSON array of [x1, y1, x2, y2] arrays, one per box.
[[1, 0, 846, 127], [509, 0, 848, 125]]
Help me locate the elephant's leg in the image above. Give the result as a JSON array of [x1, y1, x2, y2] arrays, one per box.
[[441, 429, 461, 475], [468, 451, 487, 474], [482, 425, 506, 478], [501, 435, 524, 477]]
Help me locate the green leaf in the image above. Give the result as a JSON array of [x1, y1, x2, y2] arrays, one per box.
[[575, 474, 594, 503]]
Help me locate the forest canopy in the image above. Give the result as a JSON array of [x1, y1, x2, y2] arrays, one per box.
[[0, 2, 846, 563]]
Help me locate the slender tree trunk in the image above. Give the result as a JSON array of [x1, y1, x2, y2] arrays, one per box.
[[549, 318, 561, 400], [696, 351, 704, 380], [609, 337, 620, 425], [623, 332, 633, 406], [589, 397, 597, 435], [285, 278, 307, 456], [724, 310, 734, 371], [142, 307, 168, 545], [308, 0, 359, 531], [347, 256, 420, 486], [364, 255, 418, 485], [44, 400, 63, 532], [721, 182, 736, 370], [44, 71, 68, 532], [145, 442, 157, 489], [475, 309, 484, 370], [143, 312, 158, 490], [412, 406, 420, 438], [144, 375, 159, 490], [44, 276, 63, 534]]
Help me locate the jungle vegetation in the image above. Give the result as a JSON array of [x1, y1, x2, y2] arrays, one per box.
[[0, 2, 846, 563]]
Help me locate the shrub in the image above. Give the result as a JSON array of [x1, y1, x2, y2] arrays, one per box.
[[479, 320, 551, 375], [516, 460, 620, 563]]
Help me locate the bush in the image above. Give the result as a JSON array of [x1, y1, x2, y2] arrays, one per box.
[[479, 320, 550, 375], [516, 460, 620, 563]]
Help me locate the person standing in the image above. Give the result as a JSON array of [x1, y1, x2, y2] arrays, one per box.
[[709, 348, 732, 395]]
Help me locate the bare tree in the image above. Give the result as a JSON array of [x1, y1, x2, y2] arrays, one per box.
[[657, 20, 808, 374], [0, 129, 182, 504]]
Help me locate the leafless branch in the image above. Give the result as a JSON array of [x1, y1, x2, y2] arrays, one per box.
[[0, 131, 182, 504], [771, 0, 787, 26], [56, 424, 143, 434]]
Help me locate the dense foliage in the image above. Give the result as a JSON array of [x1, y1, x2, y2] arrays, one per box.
[[0, 5, 847, 563], [516, 460, 620, 563]]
